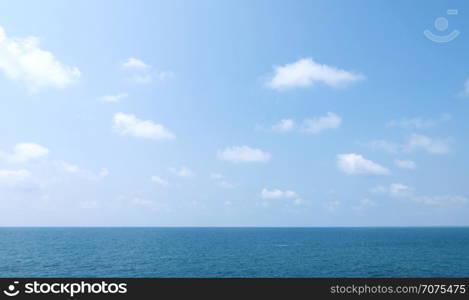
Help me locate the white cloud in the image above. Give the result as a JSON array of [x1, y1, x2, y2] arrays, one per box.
[[157, 71, 175, 81], [113, 113, 175, 140], [150, 176, 169, 187], [130, 197, 155, 207], [365, 140, 400, 154], [122, 57, 150, 70], [302, 112, 342, 134], [366, 134, 451, 155], [460, 78, 469, 97], [97, 93, 128, 103], [293, 198, 310, 206], [404, 134, 451, 154], [122, 58, 174, 84], [371, 183, 413, 198], [55, 161, 109, 181], [0, 169, 32, 186], [394, 159, 416, 170], [371, 183, 467, 206], [130, 74, 152, 84], [0, 143, 49, 164], [352, 198, 376, 211], [0, 26, 80, 91], [170, 166, 195, 178], [210, 173, 224, 180], [324, 200, 341, 212], [260, 188, 307, 206], [218, 146, 271, 163], [261, 188, 298, 199], [386, 114, 451, 129], [337, 153, 390, 175], [266, 58, 364, 91], [210, 173, 237, 189], [272, 119, 295, 132]]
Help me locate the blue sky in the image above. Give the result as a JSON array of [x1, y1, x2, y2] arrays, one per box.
[[1, 0, 469, 226]]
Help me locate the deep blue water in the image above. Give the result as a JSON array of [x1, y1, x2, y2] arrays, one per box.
[[0, 227, 468, 277]]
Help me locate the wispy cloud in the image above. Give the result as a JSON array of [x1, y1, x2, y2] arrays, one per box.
[[394, 159, 416, 170], [122, 57, 174, 84], [459, 78, 469, 97], [210, 173, 237, 189], [97, 93, 128, 103], [55, 161, 109, 181], [170, 166, 195, 178], [0, 143, 49, 164], [272, 119, 295, 132], [366, 134, 451, 155], [371, 183, 467, 206], [386, 114, 451, 129], [150, 176, 169, 187], [302, 112, 342, 134], [265, 58, 364, 91], [0, 169, 32, 186], [352, 199, 377, 211], [261, 188, 298, 199], [113, 113, 175, 140], [218, 146, 271, 163]]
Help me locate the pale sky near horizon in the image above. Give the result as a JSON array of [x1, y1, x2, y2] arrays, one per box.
[[1, 0, 469, 226]]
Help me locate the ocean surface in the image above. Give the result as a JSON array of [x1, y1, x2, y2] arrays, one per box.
[[0, 227, 468, 277]]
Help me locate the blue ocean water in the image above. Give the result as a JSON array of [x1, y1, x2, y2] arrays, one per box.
[[0, 227, 468, 277]]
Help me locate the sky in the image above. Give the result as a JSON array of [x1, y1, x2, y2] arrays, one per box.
[[0, 0, 469, 226]]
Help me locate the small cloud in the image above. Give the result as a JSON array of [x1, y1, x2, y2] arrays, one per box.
[[265, 58, 364, 91], [272, 119, 295, 132], [122, 58, 174, 84], [459, 78, 469, 97], [170, 166, 195, 178], [130, 74, 152, 84], [404, 134, 451, 154], [157, 71, 175, 81], [210, 173, 237, 189], [352, 198, 376, 211], [122, 57, 150, 70], [0, 26, 80, 91], [97, 93, 128, 103], [371, 183, 467, 206], [302, 112, 342, 134], [55, 161, 109, 181], [261, 188, 298, 199], [324, 200, 341, 212], [113, 112, 175, 140], [386, 114, 451, 129], [130, 197, 154, 207], [394, 159, 416, 170], [337, 153, 390, 176], [150, 176, 169, 187], [365, 140, 400, 154], [260, 188, 306, 207], [0, 143, 49, 164], [218, 146, 271, 163], [365, 134, 451, 155]]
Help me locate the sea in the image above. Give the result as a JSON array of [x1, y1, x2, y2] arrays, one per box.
[[0, 227, 468, 277]]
